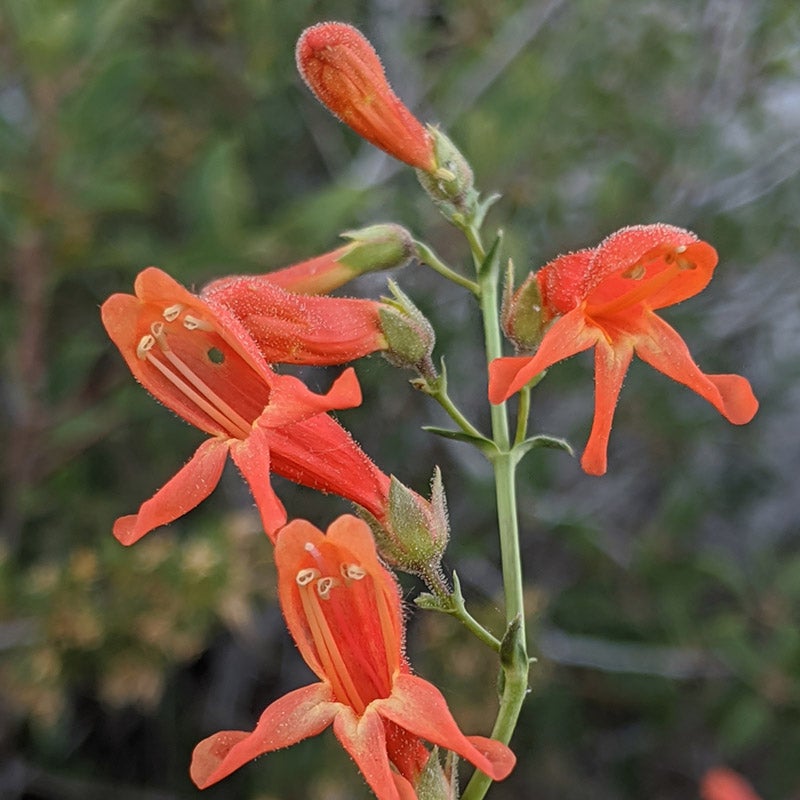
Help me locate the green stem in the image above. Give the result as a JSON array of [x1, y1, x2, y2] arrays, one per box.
[[427, 382, 486, 441], [414, 240, 480, 295], [451, 605, 502, 652], [460, 222, 529, 800]]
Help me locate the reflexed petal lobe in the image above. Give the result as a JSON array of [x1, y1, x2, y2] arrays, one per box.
[[113, 437, 229, 545], [581, 338, 634, 476], [377, 673, 515, 781], [332, 706, 403, 800], [190, 682, 337, 788], [634, 312, 758, 424], [229, 425, 287, 540], [489, 308, 597, 403]]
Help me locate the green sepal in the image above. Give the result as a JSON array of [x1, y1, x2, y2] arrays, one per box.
[[476, 229, 503, 280]]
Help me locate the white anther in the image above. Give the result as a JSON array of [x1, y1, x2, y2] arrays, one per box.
[[341, 563, 366, 581], [675, 245, 687, 254], [296, 568, 320, 586], [622, 264, 646, 280], [136, 334, 155, 360], [183, 315, 213, 331], [316, 577, 336, 599], [149, 321, 169, 350], [163, 304, 184, 322]]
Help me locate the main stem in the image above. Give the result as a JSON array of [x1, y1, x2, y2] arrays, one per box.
[[461, 225, 529, 800]]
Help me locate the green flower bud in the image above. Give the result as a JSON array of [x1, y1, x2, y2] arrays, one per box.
[[415, 127, 479, 222], [502, 268, 551, 352], [361, 469, 450, 584], [378, 280, 435, 372]]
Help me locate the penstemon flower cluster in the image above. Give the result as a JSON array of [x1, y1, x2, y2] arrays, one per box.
[[101, 21, 759, 800]]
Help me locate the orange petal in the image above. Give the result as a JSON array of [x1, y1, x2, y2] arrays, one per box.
[[229, 427, 287, 541], [376, 673, 516, 781], [332, 706, 405, 800], [189, 682, 337, 789], [633, 312, 758, 424], [257, 368, 362, 428], [581, 337, 634, 476], [701, 767, 762, 800], [112, 437, 229, 545], [489, 307, 597, 403]]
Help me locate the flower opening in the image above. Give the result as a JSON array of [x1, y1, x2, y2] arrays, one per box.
[[489, 224, 758, 475]]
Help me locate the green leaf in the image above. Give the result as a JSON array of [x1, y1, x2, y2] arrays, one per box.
[[515, 434, 574, 460], [422, 425, 496, 452]]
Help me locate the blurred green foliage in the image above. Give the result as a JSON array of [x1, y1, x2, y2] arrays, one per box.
[[1, 1, 799, 798]]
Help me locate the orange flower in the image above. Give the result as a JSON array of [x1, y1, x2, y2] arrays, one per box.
[[201, 265, 387, 365], [489, 224, 759, 475], [190, 516, 515, 798], [215, 224, 415, 296], [101, 268, 390, 543], [296, 22, 435, 171], [701, 767, 762, 800]]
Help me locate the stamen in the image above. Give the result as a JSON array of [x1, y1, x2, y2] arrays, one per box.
[[183, 314, 214, 332], [341, 563, 366, 581], [316, 577, 336, 599], [144, 325, 253, 438], [298, 584, 365, 712], [296, 568, 320, 586], [163, 304, 184, 322], [143, 353, 252, 439], [150, 321, 167, 347], [621, 264, 646, 280], [373, 585, 401, 688], [137, 334, 155, 360]]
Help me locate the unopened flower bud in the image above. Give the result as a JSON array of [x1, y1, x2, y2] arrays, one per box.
[[227, 224, 415, 296], [416, 127, 478, 221], [338, 223, 416, 276], [361, 469, 449, 582], [296, 22, 436, 170], [378, 280, 435, 371], [502, 268, 551, 352]]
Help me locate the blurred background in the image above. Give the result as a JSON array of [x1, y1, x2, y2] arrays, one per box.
[[1, 0, 799, 798]]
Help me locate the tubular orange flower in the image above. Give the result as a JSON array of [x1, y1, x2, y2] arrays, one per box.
[[296, 22, 435, 171], [101, 267, 391, 544], [200, 266, 387, 365], [489, 224, 759, 475], [215, 224, 415, 296], [190, 515, 515, 798], [701, 767, 762, 800]]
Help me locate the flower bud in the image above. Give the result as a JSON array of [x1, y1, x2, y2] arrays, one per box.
[[501, 269, 551, 352], [231, 224, 415, 296], [296, 22, 435, 170], [378, 280, 435, 372], [361, 469, 449, 581], [415, 127, 478, 221]]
